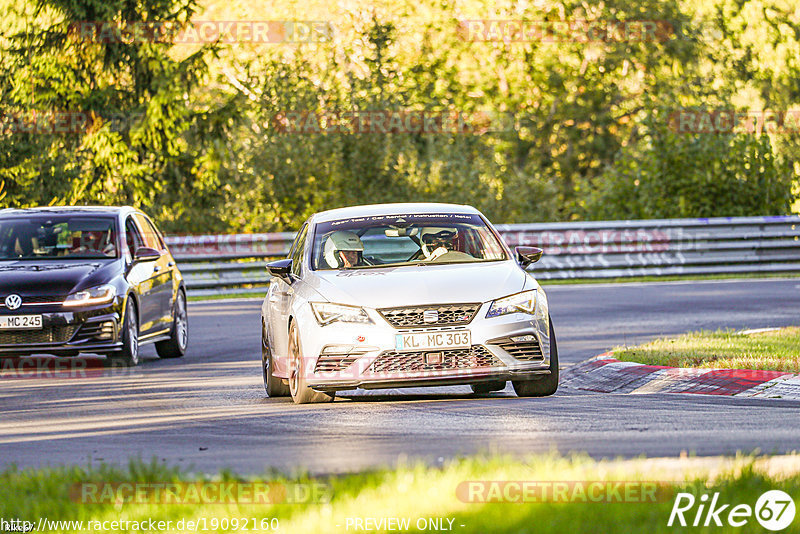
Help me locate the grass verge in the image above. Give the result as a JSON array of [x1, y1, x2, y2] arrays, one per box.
[[614, 327, 800, 372], [3, 454, 800, 533]]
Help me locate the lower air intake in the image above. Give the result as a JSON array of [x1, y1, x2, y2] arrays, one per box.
[[314, 355, 359, 373], [368, 345, 503, 373], [493, 337, 544, 361], [0, 326, 77, 346]]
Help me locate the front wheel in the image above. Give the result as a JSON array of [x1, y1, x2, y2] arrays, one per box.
[[109, 299, 139, 367], [288, 322, 334, 404], [512, 316, 559, 397], [156, 290, 188, 358]]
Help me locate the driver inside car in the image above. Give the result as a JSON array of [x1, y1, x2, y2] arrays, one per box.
[[421, 229, 474, 262], [71, 230, 117, 257], [324, 230, 368, 268]]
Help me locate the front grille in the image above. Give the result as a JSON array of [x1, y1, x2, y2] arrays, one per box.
[[378, 303, 481, 329], [0, 326, 77, 345], [368, 345, 504, 373], [314, 355, 359, 373], [493, 337, 544, 361], [0, 296, 63, 307]]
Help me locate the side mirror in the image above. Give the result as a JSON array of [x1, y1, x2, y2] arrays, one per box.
[[515, 246, 543, 267], [133, 247, 161, 264], [266, 258, 293, 283]]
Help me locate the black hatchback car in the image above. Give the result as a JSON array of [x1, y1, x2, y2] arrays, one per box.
[[0, 206, 187, 365]]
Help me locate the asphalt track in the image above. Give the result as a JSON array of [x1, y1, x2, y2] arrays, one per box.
[[1, 278, 799, 475]]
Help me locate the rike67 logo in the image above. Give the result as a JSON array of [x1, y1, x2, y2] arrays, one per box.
[[668, 490, 796, 530]]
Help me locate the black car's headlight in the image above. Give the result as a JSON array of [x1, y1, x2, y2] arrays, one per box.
[[310, 302, 373, 326], [486, 290, 537, 318], [63, 284, 116, 307]]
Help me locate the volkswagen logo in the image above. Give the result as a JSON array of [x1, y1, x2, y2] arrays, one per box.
[[4, 294, 22, 310]]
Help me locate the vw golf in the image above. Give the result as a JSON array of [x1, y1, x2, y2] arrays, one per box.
[[0, 206, 188, 366]]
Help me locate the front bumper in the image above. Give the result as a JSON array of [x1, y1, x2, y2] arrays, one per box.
[[0, 302, 123, 356], [296, 299, 552, 392]]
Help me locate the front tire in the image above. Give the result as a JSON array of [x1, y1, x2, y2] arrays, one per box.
[[512, 316, 559, 397], [156, 290, 188, 359], [288, 322, 334, 404], [109, 299, 139, 367], [263, 320, 289, 397]]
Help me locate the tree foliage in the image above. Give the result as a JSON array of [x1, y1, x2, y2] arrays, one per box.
[[0, 0, 233, 231], [0, 0, 798, 232]]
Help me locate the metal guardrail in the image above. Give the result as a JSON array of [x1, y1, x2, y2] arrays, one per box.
[[165, 215, 800, 295]]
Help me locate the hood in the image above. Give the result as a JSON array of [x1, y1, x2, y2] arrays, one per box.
[[309, 260, 529, 308], [0, 260, 118, 297]]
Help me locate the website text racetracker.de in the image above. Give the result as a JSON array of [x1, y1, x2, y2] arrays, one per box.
[[0, 357, 141, 379], [1, 517, 280, 532], [73, 482, 331, 504]]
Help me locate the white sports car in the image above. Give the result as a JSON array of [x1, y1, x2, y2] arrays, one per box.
[[261, 203, 557, 403]]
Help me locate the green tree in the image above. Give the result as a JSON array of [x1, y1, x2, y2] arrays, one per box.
[[586, 111, 794, 219], [0, 0, 232, 232]]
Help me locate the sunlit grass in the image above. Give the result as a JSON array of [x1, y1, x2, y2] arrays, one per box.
[[3, 454, 800, 533], [615, 327, 800, 372]]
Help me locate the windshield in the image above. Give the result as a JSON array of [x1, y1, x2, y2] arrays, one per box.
[[311, 213, 507, 270], [0, 216, 119, 260]]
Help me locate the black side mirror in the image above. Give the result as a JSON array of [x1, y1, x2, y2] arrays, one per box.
[[133, 247, 161, 264], [266, 258, 293, 283], [515, 246, 543, 267]]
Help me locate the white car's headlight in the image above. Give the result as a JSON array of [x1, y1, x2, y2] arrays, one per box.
[[310, 302, 373, 326], [486, 290, 537, 318], [63, 284, 117, 307]]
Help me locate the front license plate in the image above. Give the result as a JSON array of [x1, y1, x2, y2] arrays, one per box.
[[0, 315, 43, 330], [395, 330, 471, 351]]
